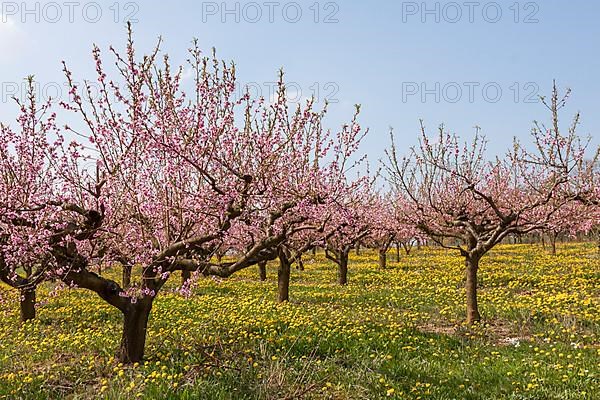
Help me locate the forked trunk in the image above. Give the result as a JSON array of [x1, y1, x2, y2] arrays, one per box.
[[258, 261, 267, 281], [378, 247, 387, 269], [20, 288, 36, 322], [277, 252, 291, 303], [118, 300, 153, 363], [122, 264, 132, 288], [465, 255, 481, 324], [337, 250, 349, 285]]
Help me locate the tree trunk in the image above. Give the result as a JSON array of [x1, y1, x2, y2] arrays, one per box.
[[181, 269, 191, 285], [277, 251, 291, 303], [465, 256, 481, 324], [258, 261, 267, 281], [312, 247, 317, 256], [296, 255, 304, 271], [20, 288, 36, 322], [395, 242, 400, 262], [122, 264, 132, 288], [118, 300, 152, 363], [355, 243, 360, 255], [337, 250, 349, 285], [550, 232, 557, 256], [378, 247, 387, 269]]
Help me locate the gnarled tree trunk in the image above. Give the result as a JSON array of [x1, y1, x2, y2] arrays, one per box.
[[277, 249, 291, 303], [550, 232, 558, 256], [258, 261, 267, 281], [465, 255, 481, 324], [20, 288, 36, 322], [337, 249, 349, 285], [378, 247, 387, 269], [118, 299, 153, 363]]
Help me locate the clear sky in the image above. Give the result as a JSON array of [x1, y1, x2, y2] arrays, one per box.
[[1, 0, 598, 158]]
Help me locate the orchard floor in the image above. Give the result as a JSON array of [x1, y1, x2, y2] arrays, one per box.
[[0, 243, 598, 400]]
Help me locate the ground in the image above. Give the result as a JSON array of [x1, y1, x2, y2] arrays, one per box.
[[0, 243, 598, 399]]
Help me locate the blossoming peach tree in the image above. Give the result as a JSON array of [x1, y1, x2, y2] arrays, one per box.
[[323, 180, 376, 285], [0, 77, 62, 321], [0, 27, 368, 363], [385, 84, 595, 324], [363, 193, 423, 269]]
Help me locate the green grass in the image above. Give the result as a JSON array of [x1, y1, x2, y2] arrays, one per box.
[[0, 242, 598, 399]]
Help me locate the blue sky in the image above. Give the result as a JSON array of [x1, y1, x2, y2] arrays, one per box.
[[1, 0, 598, 158]]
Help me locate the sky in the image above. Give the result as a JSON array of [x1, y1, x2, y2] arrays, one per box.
[[1, 0, 598, 159]]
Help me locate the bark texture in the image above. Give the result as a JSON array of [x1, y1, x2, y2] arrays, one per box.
[[258, 261, 267, 281], [277, 248, 291, 303], [378, 248, 387, 269], [465, 255, 481, 324], [337, 249, 349, 285], [118, 300, 153, 363], [20, 289, 36, 322]]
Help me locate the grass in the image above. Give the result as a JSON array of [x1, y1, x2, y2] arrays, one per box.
[[0, 242, 598, 399]]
